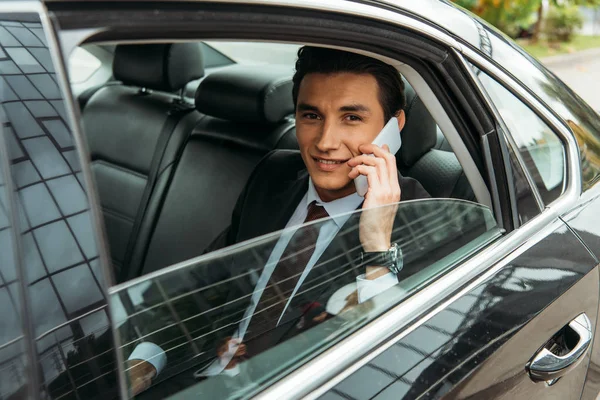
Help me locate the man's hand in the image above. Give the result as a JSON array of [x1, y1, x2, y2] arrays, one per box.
[[348, 143, 400, 268], [126, 359, 157, 397], [217, 337, 247, 370]]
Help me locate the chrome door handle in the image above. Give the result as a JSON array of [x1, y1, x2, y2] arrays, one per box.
[[528, 313, 593, 383]]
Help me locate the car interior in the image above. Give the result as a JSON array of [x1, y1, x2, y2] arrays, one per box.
[[70, 40, 485, 284]]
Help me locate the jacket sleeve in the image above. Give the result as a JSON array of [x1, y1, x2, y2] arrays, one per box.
[[398, 174, 431, 201]]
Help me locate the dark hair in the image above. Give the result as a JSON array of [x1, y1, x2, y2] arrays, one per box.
[[292, 46, 406, 122]]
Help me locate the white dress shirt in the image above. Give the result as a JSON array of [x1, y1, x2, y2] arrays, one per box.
[[130, 179, 399, 376]]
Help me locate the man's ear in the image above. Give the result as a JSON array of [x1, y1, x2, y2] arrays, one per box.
[[396, 110, 406, 131]]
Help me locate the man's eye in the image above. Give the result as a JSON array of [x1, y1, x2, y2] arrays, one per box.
[[303, 113, 320, 120], [345, 115, 362, 122]]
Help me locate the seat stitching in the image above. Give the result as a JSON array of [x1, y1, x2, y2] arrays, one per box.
[[101, 206, 135, 223], [263, 77, 292, 121], [92, 159, 148, 180]]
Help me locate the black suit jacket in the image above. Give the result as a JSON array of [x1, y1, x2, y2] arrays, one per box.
[[130, 150, 430, 389], [206, 150, 430, 252]]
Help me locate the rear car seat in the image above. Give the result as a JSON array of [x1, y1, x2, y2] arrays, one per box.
[[399, 82, 475, 201], [83, 43, 205, 279], [128, 65, 474, 279], [127, 64, 295, 278]]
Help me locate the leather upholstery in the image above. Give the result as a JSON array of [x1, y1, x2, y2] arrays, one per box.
[[113, 43, 205, 92], [83, 45, 204, 277], [136, 67, 296, 276], [399, 82, 438, 168], [195, 64, 294, 124], [93, 58, 472, 280]]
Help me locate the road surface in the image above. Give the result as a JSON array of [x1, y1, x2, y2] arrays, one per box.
[[543, 48, 600, 111]]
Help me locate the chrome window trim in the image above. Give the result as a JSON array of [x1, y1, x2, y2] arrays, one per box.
[[462, 48, 582, 210], [454, 49, 546, 214]]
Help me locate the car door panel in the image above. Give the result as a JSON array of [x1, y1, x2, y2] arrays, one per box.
[[319, 220, 598, 400], [558, 186, 600, 400]]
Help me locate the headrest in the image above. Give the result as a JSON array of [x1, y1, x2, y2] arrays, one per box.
[[399, 80, 438, 167], [195, 64, 294, 124], [113, 43, 205, 92]]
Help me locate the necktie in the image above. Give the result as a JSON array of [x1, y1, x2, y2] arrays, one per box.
[[245, 201, 329, 339]]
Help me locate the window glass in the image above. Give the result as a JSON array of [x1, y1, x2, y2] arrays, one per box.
[[0, 14, 117, 399], [504, 138, 543, 224], [0, 110, 29, 400], [198, 43, 234, 69], [475, 69, 566, 206], [111, 200, 500, 398], [68, 47, 101, 84], [204, 41, 301, 66]]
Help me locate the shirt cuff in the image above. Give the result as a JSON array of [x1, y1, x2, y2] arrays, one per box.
[[356, 272, 398, 303], [128, 342, 167, 376]]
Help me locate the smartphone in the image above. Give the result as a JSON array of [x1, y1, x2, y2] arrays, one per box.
[[354, 117, 402, 197]]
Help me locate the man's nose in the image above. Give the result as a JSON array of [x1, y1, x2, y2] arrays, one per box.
[[315, 120, 341, 151]]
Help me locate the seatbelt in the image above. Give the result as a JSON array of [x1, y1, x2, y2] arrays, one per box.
[[119, 102, 194, 282]]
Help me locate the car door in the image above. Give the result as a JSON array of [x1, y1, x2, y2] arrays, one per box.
[[309, 41, 600, 400], [0, 3, 120, 399], [40, 1, 600, 399]]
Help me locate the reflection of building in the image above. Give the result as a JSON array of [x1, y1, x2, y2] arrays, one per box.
[[0, 16, 116, 399]]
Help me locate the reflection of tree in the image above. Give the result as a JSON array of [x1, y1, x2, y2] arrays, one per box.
[[540, 80, 600, 189]]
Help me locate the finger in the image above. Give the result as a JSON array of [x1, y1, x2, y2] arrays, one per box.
[[351, 165, 381, 192], [375, 144, 400, 186], [347, 155, 389, 185]]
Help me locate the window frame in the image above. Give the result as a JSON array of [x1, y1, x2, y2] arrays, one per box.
[[46, 1, 583, 399], [461, 50, 579, 214]]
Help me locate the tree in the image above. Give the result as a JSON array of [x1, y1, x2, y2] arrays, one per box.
[[452, 0, 600, 40]]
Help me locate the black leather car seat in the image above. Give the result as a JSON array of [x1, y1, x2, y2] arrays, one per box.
[[399, 82, 475, 201], [83, 43, 205, 279], [129, 64, 295, 278]]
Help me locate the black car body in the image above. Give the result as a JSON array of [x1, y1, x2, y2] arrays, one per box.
[[2, 0, 600, 399]]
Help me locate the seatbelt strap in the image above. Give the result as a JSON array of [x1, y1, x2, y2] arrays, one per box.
[[119, 103, 194, 282]]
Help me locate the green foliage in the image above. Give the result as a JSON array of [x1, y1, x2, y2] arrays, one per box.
[[479, 0, 541, 38], [452, 0, 479, 9], [544, 4, 584, 42]]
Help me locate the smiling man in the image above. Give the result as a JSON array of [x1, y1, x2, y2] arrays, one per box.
[[126, 46, 430, 395]]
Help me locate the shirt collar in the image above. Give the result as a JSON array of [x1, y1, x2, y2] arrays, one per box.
[[307, 178, 363, 228]]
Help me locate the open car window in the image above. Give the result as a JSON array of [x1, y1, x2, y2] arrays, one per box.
[[110, 199, 500, 398]]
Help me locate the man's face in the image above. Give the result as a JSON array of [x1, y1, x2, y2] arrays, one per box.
[[295, 72, 401, 202]]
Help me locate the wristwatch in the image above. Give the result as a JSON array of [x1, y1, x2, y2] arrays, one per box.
[[359, 243, 403, 274]]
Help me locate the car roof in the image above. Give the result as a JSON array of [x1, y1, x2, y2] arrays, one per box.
[[42, 0, 502, 53]]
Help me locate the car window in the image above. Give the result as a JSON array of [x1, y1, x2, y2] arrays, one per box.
[[199, 43, 234, 69], [0, 14, 117, 399], [474, 69, 566, 206], [0, 121, 29, 399], [68, 47, 101, 84], [204, 41, 301, 66], [110, 200, 500, 398]]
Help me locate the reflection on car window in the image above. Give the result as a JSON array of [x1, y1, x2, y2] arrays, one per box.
[[111, 199, 500, 399], [0, 15, 117, 399], [474, 68, 566, 206], [0, 120, 29, 399], [481, 26, 600, 190]]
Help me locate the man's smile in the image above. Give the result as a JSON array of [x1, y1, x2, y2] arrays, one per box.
[[312, 156, 350, 171]]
